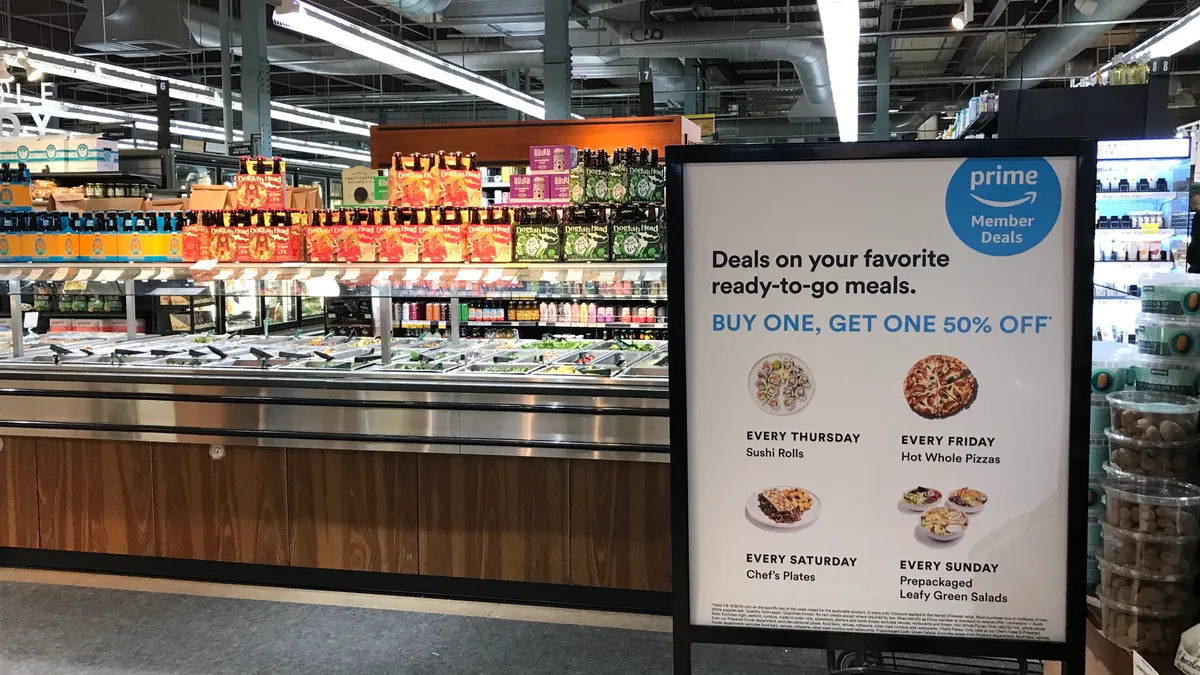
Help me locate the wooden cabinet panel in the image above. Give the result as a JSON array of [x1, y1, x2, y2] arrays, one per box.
[[154, 443, 288, 565], [370, 116, 702, 167], [288, 448, 418, 573], [0, 436, 39, 549], [419, 455, 568, 583], [570, 460, 671, 591], [36, 439, 155, 555]]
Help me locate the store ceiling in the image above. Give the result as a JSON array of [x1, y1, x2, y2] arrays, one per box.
[[1, 0, 1198, 143]]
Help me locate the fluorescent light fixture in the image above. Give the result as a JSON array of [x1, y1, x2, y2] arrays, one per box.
[[1128, 4, 1200, 59], [0, 93, 371, 162], [273, 0, 547, 119], [0, 39, 375, 136], [815, 0, 860, 141]]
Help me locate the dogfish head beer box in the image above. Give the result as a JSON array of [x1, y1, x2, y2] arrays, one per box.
[[668, 141, 1093, 674], [235, 156, 287, 210]]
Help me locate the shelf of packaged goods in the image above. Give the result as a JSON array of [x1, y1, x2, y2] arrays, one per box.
[[32, 171, 161, 185], [0, 261, 667, 283], [1098, 229, 1179, 236], [399, 294, 669, 301], [1095, 260, 1175, 265], [952, 110, 998, 139], [1094, 296, 1140, 300], [1096, 191, 1187, 201], [394, 321, 450, 329], [463, 320, 669, 329]]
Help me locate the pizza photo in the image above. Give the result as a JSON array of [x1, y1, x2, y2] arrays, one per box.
[[902, 354, 978, 419]]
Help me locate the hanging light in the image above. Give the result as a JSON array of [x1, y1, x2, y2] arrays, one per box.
[[951, 11, 967, 29]]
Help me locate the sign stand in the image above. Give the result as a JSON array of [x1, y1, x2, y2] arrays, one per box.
[[666, 140, 1096, 675]]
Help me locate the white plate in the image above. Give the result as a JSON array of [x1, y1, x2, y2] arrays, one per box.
[[918, 509, 969, 542], [745, 487, 822, 530], [747, 353, 814, 416]]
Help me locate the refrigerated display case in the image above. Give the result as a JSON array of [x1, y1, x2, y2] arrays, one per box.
[[1092, 138, 1192, 343]]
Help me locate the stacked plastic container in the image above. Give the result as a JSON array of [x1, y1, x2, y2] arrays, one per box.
[[1092, 343, 1132, 593], [1097, 272, 1200, 653]]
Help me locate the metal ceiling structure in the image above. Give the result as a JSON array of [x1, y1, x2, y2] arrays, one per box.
[[1, 0, 1197, 143]]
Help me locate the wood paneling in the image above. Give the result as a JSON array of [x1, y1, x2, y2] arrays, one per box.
[[36, 439, 155, 555], [154, 443, 288, 565], [419, 455, 568, 583], [570, 460, 671, 591], [370, 116, 703, 167], [288, 448, 418, 573], [0, 436, 39, 549]]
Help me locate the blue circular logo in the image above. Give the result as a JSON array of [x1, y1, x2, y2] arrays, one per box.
[[15, 146, 28, 160], [945, 157, 1061, 256], [45, 144, 57, 159], [76, 143, 88, 159]]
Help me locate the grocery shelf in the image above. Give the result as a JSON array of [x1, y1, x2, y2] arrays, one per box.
[[1095, 191, 1186, 201], [395, 293, 668, 301], [33, 171, 161, 185], [0, 261, 667, 283], [462, 320, 668, 329], [1095, 259, 1174, 264]]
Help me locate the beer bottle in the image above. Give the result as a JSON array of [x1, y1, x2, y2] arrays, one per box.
[[239, 156, 249, 174], [650, 148, 660, 166], [437, 150, 448, 170], [467, 152, 478, 171], [639, 147, 650, 165], [272, 157, 282, 175]]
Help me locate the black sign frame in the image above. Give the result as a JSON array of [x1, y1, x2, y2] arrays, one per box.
[[665, 139, 1097, 675]]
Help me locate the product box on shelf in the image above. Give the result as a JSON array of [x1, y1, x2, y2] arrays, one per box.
[[466, 207, 513, 263], [235, 160, 288, 210], [530, 145, 576, 173], [101, 318, 145, 333], [513, 209, 562, 262], [611, 210, 665, 262], [510, 173, 569, 205], [67, 138, 120, 172], [0, 183, 32, 211], [390, 153, 439, 208], [562, 223, 611, 262], [0, 136, 118, 173], [183, 211, 304, 263], [418, 207, 467, 263], [77, 216, 120, 262], [629, 150, 665, 203], [48, 318, 74, 333], [437, 152, 483, 207], [341, 166, 389, 207]]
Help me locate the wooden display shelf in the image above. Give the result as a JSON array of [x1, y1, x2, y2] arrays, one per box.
[[370, 116, 703, 168]]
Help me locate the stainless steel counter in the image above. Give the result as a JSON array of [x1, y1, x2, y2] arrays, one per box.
[[0, 363, 670, 462]]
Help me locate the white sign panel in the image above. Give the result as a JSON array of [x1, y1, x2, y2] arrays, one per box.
[[682, 155, 1077, 642]]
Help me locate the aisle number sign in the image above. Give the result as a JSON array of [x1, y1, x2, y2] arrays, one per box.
[[667, 140, 1093, 674]]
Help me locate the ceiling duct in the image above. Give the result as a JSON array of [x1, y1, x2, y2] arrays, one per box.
[[600, 20, 833, 119], [74, 0, 198, 53], [999, 0, 1151, 89]]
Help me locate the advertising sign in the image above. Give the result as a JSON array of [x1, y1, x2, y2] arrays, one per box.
[[667, 141, 1094, 674]]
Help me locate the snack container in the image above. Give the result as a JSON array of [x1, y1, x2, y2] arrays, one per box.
[[1175, 625, 1200, 675], [1089, 472, 1107, 513], [1108, 390, 1200, 441], [1090, 434, 1110, 474], [1104, 475, 1200, 535], [1138, 313, 1200, 358], [1107, 427, 1200, 480], [1094, 343, 1132, 394], [1141, 272, 1200, 316], [1099, 557, 1198, 611], [1102, 522, 1200, 576], [1129, 354, 1200, 396], [1089, 512, 1103, 593], [1099, 591, 1194, 654]]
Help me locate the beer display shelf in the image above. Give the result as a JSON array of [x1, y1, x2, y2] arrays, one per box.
[[463, 320, 668, 329], [34, 172, 160, 185]]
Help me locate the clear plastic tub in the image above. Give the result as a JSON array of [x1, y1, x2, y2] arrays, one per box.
[[1104, 475, 1200, 535], [1137, 313, 1200, 358], [1093, 343, 1133, 394], [1099, 557, 1197, 611], [1097, 591, 1195, 654], [1140, 272, 1200, 317], [1101, 522, 1200, 576], [1128, 355, 1200, 396], [1106, 428, 1200, 480], [1092, 395, 1112, 435], [1108, 390, 1200, 441]]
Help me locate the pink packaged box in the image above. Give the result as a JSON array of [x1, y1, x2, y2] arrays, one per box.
[[530, 145, 577, 173], [511, 173, 570, 205]]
